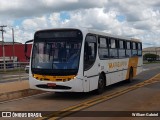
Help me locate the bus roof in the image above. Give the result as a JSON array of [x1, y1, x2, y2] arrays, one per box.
[[35, 27, 141, 43], [86, 28, 141, 42]]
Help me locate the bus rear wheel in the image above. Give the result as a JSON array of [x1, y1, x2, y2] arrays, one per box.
[[127, 68, 133, 82], [96, 74, 106, 94]]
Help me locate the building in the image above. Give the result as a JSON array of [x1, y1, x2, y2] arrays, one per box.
[[0, 42, 32, 63], [143, 47, 160, 56], [143, 47, 160, 60]]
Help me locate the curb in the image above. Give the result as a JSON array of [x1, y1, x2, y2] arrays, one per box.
[[0, 89, 45, 102]]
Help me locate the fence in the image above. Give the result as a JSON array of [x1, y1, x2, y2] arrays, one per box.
[[0, 62, 29, 82]]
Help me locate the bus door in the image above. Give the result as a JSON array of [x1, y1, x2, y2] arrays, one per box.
[[83, 35, 98, 92]]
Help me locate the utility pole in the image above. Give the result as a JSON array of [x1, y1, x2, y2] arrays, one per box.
[[0, 25, 7, 71], [12, 28, 15, 63]]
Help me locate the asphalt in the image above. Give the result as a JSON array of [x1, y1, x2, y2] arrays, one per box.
[[63, 82, 160, 120]]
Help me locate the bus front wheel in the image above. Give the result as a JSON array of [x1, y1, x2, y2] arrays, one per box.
[[96, 74, 106, 94]]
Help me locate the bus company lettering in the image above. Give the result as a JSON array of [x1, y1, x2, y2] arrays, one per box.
[[108, 61, 127, 69]]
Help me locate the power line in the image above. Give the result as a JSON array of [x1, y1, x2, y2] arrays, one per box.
[[0, 25, 7, 33]]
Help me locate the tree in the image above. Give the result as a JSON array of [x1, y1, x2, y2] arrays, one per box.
[[143, 53, 159, 62]]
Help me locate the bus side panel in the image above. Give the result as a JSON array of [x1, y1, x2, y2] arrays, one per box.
[[99, 57, 142, 86], [135, 57, 143, 75], [89, 76, 99, 91], [105, 59, 129, 85], [83, 62, 99, 92], [125, 56, 142, 79], [83, 76, 90, 92]]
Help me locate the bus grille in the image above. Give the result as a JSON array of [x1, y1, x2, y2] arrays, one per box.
[[36, 84, 71, 90], [33, 74, 75, 82]]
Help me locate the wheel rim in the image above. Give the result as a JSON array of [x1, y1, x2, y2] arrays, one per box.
[[98, 77, 104, 91], [129, 70, 133, 81]]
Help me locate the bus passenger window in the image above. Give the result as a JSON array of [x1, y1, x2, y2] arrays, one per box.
[[126, 42, 131, 57], [84, 35, 97, 71], [99, 37, 109, 59], [119, 40, 125, 58], [132, 42, 138, 56], [138, 43, 142, 56], [109, 39, 118, 58], [111, 39, 116, 48]]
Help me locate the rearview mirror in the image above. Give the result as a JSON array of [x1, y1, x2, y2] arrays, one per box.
[[24, 39, 33, 60]]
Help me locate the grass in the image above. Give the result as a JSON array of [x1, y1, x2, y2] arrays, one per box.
[[143, 61, 160, 64]]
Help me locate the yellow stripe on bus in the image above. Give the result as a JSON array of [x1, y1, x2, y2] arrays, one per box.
[[33, 74, 76, 82], [126, 57, 139, 79]]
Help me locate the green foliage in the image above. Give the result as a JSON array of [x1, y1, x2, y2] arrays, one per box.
[[143, 53, 159, 62]]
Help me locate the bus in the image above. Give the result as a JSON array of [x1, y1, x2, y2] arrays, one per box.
[[25, 28, 142, 94]]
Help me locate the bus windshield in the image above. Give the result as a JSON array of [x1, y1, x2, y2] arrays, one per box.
[[31, 29, 83, 75], [32, 40, 81, 70]]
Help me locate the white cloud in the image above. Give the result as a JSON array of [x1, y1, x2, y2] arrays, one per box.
[[0, 0, 107, 18], [22, 16, 48, 30], [61, 8, 120, 30], [0, 0, 160, 48], [48, 13, 61, 27]]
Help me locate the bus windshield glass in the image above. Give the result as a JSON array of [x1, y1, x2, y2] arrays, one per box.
[[31, 30, 83, 75], [32, 40, 81, 70]]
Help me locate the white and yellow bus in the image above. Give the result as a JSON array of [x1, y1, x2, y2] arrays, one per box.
[[25, 28, 142, 94]]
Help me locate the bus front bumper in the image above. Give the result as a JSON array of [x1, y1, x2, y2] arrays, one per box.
[[29, 76, 84, 92]]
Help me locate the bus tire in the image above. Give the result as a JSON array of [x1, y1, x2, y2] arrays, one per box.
[[127, 68, 133, 82], [96, 74, 106, 94]]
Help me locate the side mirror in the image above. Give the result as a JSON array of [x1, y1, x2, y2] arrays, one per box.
[[25, 39, 33, 60]]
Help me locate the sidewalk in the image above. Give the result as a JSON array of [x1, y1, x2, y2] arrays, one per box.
[[0, 80, 29, 94], [0, 80, 44, 102]]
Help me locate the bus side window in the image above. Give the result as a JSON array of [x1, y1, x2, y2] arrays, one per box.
[[84, 35, 97, 71], [119, 40, 126, 58], [109, 38, 118, 58], [138, 43, 142, 56], [98, 37, 109, 59], [132, 42, 138, 56], [126, 41, 131, 57]]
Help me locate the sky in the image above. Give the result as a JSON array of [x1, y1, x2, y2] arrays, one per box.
[[0, 0, 160, 48]]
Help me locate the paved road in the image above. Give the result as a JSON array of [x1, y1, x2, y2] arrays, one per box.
[[64, 82, 160, 120], [0, 64, 160, 120], [142, 63, 160, 71]]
